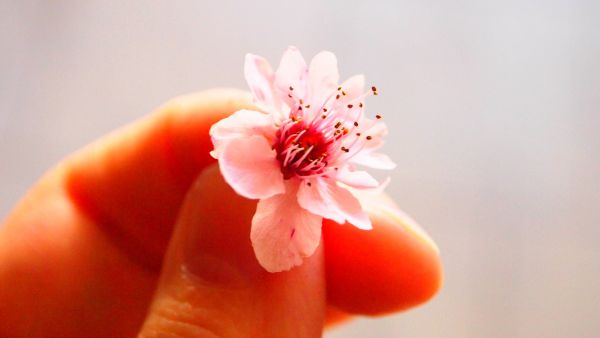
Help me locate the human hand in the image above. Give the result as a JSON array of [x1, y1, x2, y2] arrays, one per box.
[[0, 89, 442, 337]]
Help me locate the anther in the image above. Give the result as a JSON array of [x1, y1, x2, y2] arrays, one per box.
[[376, 114, 382, 119], [289, 86, 294, 91], [356, 132, 361, 136], [342, 91, 347, 96], [359, 102, 364, 108], [305, 104, 311, 108], [366, 135, 372, 140], [321, 114, 327, 119], [323, 108, 328, 112], [347, 104, 353, 108], [354, 121, 359, 127], [335, 121, 342, 128], [307, 182, 312, 187], [337, 86, 342, 91], [336, 94, 340, 100]]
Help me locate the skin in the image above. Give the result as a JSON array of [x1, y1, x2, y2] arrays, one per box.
[[0, 89, 442, 337]]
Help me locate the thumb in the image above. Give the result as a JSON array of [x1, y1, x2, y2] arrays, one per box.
[[139, 164, 326, 338]]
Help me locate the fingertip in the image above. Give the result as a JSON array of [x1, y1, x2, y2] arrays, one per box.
[[324, 207, 442, 315]]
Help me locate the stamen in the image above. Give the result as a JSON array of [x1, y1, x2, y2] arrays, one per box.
[[290, 146, 314, 168]]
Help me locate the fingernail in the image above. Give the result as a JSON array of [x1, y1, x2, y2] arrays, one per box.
[[373, 204, 440, 254]]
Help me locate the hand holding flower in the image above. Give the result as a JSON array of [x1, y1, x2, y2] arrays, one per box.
[[0, 90, 441, 336]]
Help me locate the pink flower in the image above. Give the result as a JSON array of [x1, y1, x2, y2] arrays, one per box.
[[210, 46, 395, 272]]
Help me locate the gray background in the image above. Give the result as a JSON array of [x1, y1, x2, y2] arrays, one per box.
[[2, 1, 599, 337]]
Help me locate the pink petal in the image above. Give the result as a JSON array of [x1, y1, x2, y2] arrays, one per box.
[[358, 119, 388, 151], [219, 135, 285, 199], [348, 120, 396, 169], [209, 109, 276, 157], [335, 165, 379, 189], [308, 51, 339, 111], [274, 46, 308, 101], [251, 183, 322, 272], [339, 74, 365, 102], [244, 54, 282, 114], [350, 152, 397, 170], [297, 178, 343, 224], [297, 178, 372, 230]]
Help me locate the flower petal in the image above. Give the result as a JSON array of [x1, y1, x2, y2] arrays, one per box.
[[219, 135, 285, 199], [335, 165, 379, 189], [209, 109, 276, 157], [358, 119, 388, 151], [298, 178, 372, 230], [350, 152, 397, 170], [297, 178, 344, 225], [244, 54, 282, 114], [251, 183, 323, 272], [308, 51, 339, 111], [348, 120, 396, 170], [339, 74, 365, 102], [274, 46, 308, 101]]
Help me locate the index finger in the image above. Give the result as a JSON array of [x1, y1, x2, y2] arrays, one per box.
[[66, 89, 254, 271]]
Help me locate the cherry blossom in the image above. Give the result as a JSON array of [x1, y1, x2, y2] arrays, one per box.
[[210, 47, 395, 272]]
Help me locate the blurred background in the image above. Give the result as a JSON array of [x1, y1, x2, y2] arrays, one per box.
[[1, 1, 599, 337]]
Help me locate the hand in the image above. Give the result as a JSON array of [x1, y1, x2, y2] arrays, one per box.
[[0, 89, 442, 337]]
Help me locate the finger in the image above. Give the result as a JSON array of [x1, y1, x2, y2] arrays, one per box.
[[324, 194, 443, 315], [139, 165, 326, 338], [65, 89, 253, 271], [0, 167, 157, 337], [0, 89, 253, 337]]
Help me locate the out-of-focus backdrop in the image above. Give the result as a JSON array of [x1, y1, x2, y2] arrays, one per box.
[[2, 1, 599, 337]]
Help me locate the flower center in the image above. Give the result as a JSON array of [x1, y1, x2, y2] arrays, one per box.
[[275, 85, 382, 179], [276, 120, 330, 179]]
